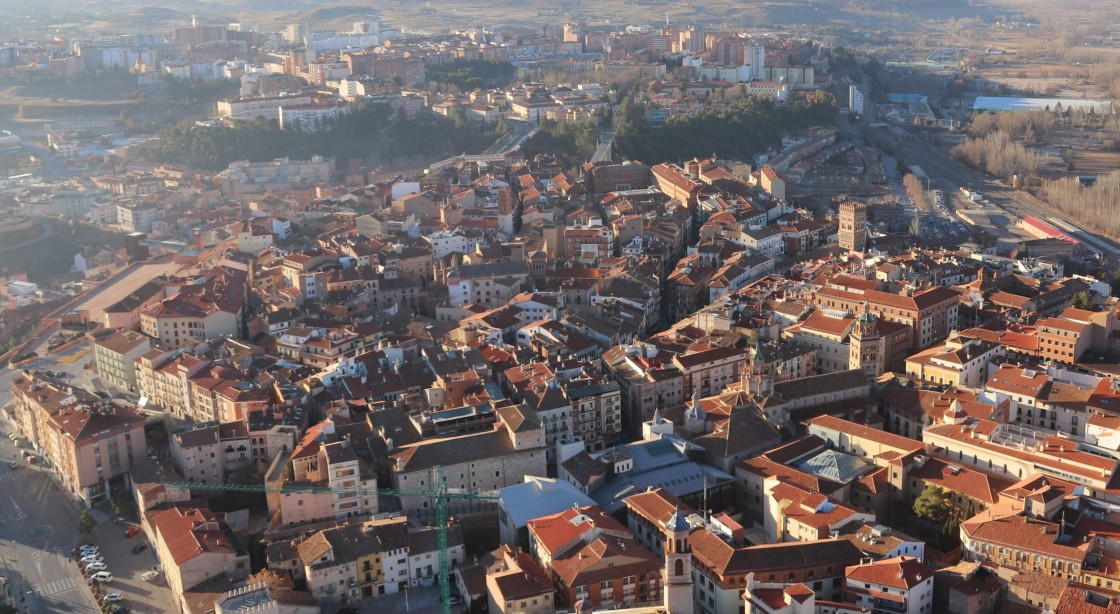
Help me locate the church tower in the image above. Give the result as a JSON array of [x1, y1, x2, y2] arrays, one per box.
[[744, 345, 773, 398], [849, 308, 885, 380], [663, 507, 695, 614]]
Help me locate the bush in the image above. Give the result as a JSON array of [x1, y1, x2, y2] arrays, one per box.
[[9, 351, 37, 364]]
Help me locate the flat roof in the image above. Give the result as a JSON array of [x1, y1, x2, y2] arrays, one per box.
[[972, 96, 1112, 114]]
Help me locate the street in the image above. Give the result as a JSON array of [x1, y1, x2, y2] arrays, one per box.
[[0, 433, 100, 614], [0, 341, 175, 614]]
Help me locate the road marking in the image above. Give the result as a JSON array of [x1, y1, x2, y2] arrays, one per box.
[[34, 577, 77, 596], [89, 508, 112, 524], [0, 467, 30, 483]]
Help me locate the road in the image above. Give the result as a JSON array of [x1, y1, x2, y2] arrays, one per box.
[[0, 434, 101, 614], [484, 118, 537, 155]]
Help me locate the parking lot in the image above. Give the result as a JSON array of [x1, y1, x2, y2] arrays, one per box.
[[72, 511, 177, 614]]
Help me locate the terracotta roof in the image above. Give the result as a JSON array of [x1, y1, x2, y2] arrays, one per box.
[[624, 488, 693, 527], [1054, 584, 1120, 614], [845, 556, 931, 590], [527, 505, 628, 558]]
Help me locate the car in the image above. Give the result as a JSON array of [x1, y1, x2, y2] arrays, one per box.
[[80, 555, 104, 564], [85, 562, 108, 572], [7, 462, 15, 469], [102, 593, 123, 602], [79, 547, 98, 556], [131, 543, 147, 554], [110, 607, 129, 614], [449, 595, 465, 606], [125, 527, 141, 538], [90, 572, 113, 583], [140, 570, 159, 582]]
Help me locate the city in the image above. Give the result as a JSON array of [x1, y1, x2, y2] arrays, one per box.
[[0, 1, 1120, 614]]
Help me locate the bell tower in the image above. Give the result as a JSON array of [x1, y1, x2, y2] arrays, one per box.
[[662, 507, 694, 614], [849, 307, 884, 380]]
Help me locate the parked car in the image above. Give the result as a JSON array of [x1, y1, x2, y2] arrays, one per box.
[[140, 570, 159, 582], [110, 607, 128, 614], [124, 527, 141, 538], [90, 572, 113, 583], [7, 462, 15, 469], [131, 543, 147, 554], [102, 593, 123, 602], [80, 555, 103, 564], [85, 562, 108, 572]]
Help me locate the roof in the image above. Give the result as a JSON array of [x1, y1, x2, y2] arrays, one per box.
[[549, 534, 661, 590], [690, 529, 863, 577], [527, 505, 628, 557], [499, 477, 596, 529], [1053, 583, 1120, 614], [149, 507, 245, 566], [796, 449, 870, 483], [846, 556, 931, 590], [391, 428, 524, 472]]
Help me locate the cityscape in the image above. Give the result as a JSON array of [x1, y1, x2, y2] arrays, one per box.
[[1, 1, 1120, 614]]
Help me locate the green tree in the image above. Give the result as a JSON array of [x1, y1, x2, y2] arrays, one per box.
[[1072, 290, 1094, 310], [78, 509, 97, 535], [913, 485, 951, 526], [110, 491, 132, 518]]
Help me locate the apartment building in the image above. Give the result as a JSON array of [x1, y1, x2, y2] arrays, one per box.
[[671, 346, 750, 400], [904, 336, 1003, 389], [140, 279, 244, 349], [961, 508, 1089, 580], [268, 422, 378, 527], [843, 556, 934, 614], [602, 344, 685, 436], [90, 328, 152, 392], [486, 544, 557, 614], [11, 372, 147, 506], [148, 506, 249, 611]]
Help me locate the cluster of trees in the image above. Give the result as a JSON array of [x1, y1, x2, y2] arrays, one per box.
[[613, 93, 838, 163], [967, 109, 1058, 142], [520, 119, 601, 168], [902, 173, 930, 214], [951, 130, 1040, 181], [163, 75, 239, 113], [138, 105, 391, 170], [1037, 172, 1120, 238], [139, 104, 510, 170], [426, 60, 515, 91], [388, 109, 511, 159]]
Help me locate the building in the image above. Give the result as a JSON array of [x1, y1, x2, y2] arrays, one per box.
[[148, 506, 249, 612], [848, 86, 864, 115], [279, 102, 351, 131], [843, 556, 934, 614], [838, 202, 867, 253], [11, 372, 147, 506], [389, 405, 547, 511], [90, 328, 152, 392]]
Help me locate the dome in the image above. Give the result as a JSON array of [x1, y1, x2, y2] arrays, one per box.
[[663, 506, 690, 532]]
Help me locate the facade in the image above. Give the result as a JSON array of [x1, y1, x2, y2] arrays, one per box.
[[843, 556, 934, 614], [148, 506, 250, 612], [91, 328, 152, 392], [11, 372, 147, 506]]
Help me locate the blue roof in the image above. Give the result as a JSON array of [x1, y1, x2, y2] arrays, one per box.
[[499, 477, 596, 528]]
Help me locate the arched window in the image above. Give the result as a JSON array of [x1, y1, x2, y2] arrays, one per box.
[[674, 559, 684, 576]]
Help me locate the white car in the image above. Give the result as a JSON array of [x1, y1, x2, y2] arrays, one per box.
[[90, 572, 113, 583], [80, 555, 103, 564], [103, 593, 123, 602], [140, 570, 159, 582], [85, 562, 108, 572]]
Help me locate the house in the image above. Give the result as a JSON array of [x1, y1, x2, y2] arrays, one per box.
[[90, 328, 152, 392], [148, 506, 250, 612], [843, 556, 934, 614]]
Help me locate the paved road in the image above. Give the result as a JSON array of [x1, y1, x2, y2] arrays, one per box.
[[0, 434, 100, 614]]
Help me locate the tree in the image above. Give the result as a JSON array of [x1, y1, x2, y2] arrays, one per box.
[[1072, 290, 1095, 310], [913, 485, 951, 527], [78, 509, 97, 535], [110, 491, 132, 518]]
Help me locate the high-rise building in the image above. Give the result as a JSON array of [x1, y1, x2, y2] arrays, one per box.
[[838, 201, 868, 252], [849, 85, 865, 115], [284, 23, 307, 46], [746, 45, 765, 70]]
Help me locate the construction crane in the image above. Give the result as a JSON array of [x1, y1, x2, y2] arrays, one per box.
[[168, 465, 498, 614]]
